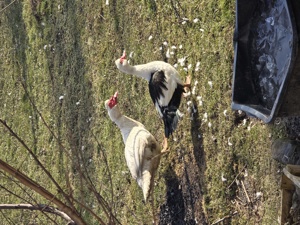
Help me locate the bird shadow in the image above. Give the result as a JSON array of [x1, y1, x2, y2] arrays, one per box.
[[178, 98, 207, 224], [158, 165, 185, 225], [190, 98, 207, 189], [158, 98, 208, 225]]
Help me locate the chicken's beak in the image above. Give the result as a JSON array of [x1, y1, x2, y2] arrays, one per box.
[[114, 91, 118, 99]]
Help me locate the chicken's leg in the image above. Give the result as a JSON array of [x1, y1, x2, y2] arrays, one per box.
[[183, 75, 191, 92], [151, 137, 169, 160], [162, 137, 168, 153]]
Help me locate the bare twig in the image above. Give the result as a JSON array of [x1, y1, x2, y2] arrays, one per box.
[[0, 119, 74, 211], [19, 82, 116, 224], [211, 211, 238, 225], [227, 164, 247, 189], [0, 210, 14, 225], [0, 0, 17, 14], [0, 173, 60, 225], [0, 159, 86, 225], [0, 204, 75, 224], [241, 180, 251, 204]]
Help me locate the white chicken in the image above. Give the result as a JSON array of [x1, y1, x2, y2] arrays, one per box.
[[105, 91, 161, 202], [115, 51, 191, 151]]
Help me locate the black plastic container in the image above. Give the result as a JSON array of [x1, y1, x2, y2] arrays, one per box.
[[231, 0, 300, 123]]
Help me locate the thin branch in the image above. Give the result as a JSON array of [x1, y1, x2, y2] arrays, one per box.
[[0, 119, 75, 211], [19, 81, 71, 159], [211, 211, 238, 225], [0, 174, 60, 225], [0, 183, 29, 204], [0, 159, 86, 225], [227, 164, 247, 189], [241, 180, 251, 204], [0, 204, 75, 224], [0, 0, 17, 14], [19, 80, 115, 224], [0, 210, 14, 225], [0, 170, 39, 204]]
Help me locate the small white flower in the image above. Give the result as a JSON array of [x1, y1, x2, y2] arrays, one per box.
[[163, 41, 168, 46], [187, 101, 192, 106], [159, 46, 163, 51], [203, 112, 208, 122], [182, 21, 187, 25], [171, 45, 177, 49], [223, 110, 227, 116], [256, 192, 263, 198], [76, 101, 80, 105], [208, 122, 212, 128], [183, 67, 188, 72], [179, 44, 183, 49], [178, 57, 186, 66], [228, 137, 233, 146], [44, 45, 47, 50], [200, 28, 204, 32], [192, 86, 197, 95], [192, 80, 199, 95], [198, 134, 201, 139], [208, 81, 213, 88], [188, 64, 192, 70], [166, 48, 170, 58], [193, 18, 199, 23], [58, 4, 61, 10], [195, 61, 200, 71], [59, 95, 64, 100], [221, 173, 227, 182], [196, 96, 203, 106], [105, 0, 109, 5], [148, 35, 153, 41]]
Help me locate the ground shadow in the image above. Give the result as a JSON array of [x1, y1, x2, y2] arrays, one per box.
[[159, 165, 185, 225], [158, 98, 208, 225], [3, 0, 42, 154], [190, 98, 207, 190]]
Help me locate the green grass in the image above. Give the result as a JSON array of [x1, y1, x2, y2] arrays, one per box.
[[0, 0, 286, 224]]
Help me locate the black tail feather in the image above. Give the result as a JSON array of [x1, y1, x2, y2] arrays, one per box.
[[161, 83, 185, 138], [162, 108, 179, 138]]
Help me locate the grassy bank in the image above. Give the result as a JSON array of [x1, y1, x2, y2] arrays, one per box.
[[0, 0, 284, 224]]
